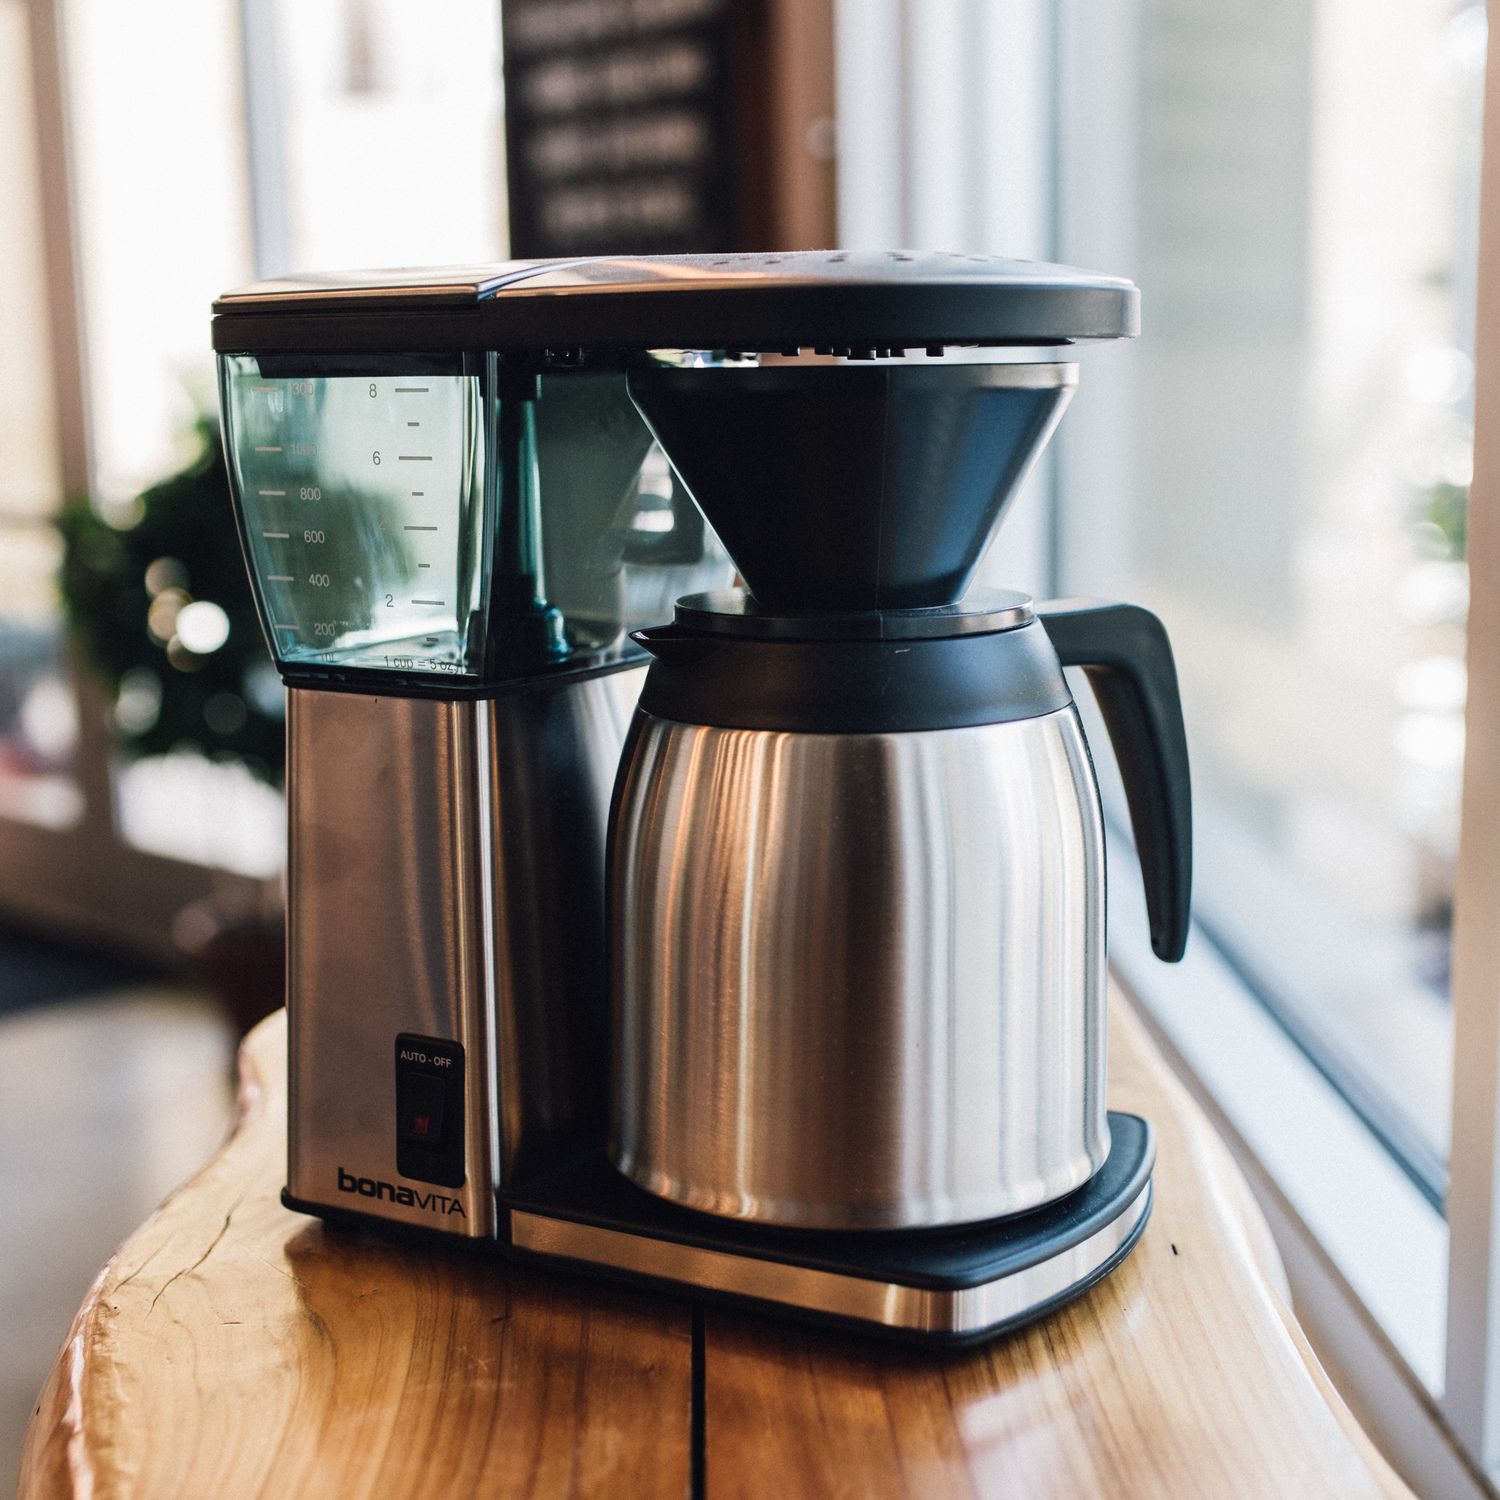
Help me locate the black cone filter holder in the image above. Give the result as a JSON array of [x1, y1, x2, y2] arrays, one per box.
[[627, 363, 1077, 617]]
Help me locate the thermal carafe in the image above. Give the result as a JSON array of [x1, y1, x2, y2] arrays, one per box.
[[609, 362, 1191, 1231]]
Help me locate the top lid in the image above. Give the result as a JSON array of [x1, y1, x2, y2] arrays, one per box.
[[211, 251, 1138, 353]]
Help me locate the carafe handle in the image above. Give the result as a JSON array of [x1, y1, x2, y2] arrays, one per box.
[[1036, 598, 1192, 962]]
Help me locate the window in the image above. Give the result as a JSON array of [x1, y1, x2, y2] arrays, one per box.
[[0, 0, 510, 903], [1045, 0, 1500, 1485], [838, 0, 1500, 1489], [256, 0, 506, 275], [1058, 0, 1484, 1209], [59, 0, 279, 877]]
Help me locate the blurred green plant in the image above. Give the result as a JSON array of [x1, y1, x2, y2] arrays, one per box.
[[57, 418, 285, 785], [1421, 479, 1468, 561]]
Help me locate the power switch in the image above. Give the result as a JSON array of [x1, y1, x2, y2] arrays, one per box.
[[399, 1073, 446, 1147], [394, 1034, 465, 1188]]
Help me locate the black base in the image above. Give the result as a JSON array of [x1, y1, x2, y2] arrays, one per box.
[[510, 1113, 1152, 1287], [505, 1112, 1153, 1345]]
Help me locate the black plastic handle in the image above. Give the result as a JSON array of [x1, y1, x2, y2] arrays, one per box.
[[1037, 598, 1192, 962]]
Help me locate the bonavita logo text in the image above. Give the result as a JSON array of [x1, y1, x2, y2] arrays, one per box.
[[338, 1167, 466, 1216]]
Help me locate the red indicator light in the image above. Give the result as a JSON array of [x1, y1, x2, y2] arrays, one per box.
[[412, 1114, 430, 1137]]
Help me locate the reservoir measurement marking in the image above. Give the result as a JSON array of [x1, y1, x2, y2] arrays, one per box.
[[247, 376, 463, 667]]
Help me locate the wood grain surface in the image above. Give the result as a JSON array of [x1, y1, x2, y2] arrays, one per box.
[[19, 990, 1412, 1500], [17, 1012, 692, 1500]]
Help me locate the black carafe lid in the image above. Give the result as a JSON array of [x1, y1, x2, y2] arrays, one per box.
[[672, 586, 1034, 641]]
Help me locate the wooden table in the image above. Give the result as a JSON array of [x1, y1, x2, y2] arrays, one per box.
[[19, 990, 1411, 1499]]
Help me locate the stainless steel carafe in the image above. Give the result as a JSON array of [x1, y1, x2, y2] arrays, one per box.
[[609, 363, 1191, 1231]]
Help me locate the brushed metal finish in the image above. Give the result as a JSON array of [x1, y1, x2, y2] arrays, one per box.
[[485, 667, 644, 1180], [510, 1182, 1149, 1334], [610, 706, 1109, 1229], [286, 667, 643, 1237], [287, 688, 495, 1235]]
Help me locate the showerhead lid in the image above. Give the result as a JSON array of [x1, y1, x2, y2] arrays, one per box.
[[211, 250, 1138, 355]]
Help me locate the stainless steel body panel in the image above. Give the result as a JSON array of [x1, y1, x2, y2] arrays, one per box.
[[510, 1182, 1148, 1335], [610, 705, 1109, 1229], [286, 667, 643, 1236], [485, 668, 643, 1180], [287, 688, 495, 1235]]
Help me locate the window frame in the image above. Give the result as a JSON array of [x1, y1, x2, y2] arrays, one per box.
[[1442, 0, 1500, 1465]]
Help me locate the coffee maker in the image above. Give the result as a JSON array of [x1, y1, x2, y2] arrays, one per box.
[[214, 251, 1187, 1344]]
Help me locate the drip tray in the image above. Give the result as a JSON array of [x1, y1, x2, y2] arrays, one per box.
[[504, 1112, 1155, 1346]]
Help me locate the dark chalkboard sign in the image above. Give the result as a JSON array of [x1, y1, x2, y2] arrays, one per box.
[[502, 0, 737, 257]]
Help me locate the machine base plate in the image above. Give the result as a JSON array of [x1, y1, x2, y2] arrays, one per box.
[[504, 1112, 1154, 1345]]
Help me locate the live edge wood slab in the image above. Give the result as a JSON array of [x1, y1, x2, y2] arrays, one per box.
[[20, 988, 1412, 1500]]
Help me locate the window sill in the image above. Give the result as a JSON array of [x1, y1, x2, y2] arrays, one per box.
[[1106, 833, 1495, 1499]]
